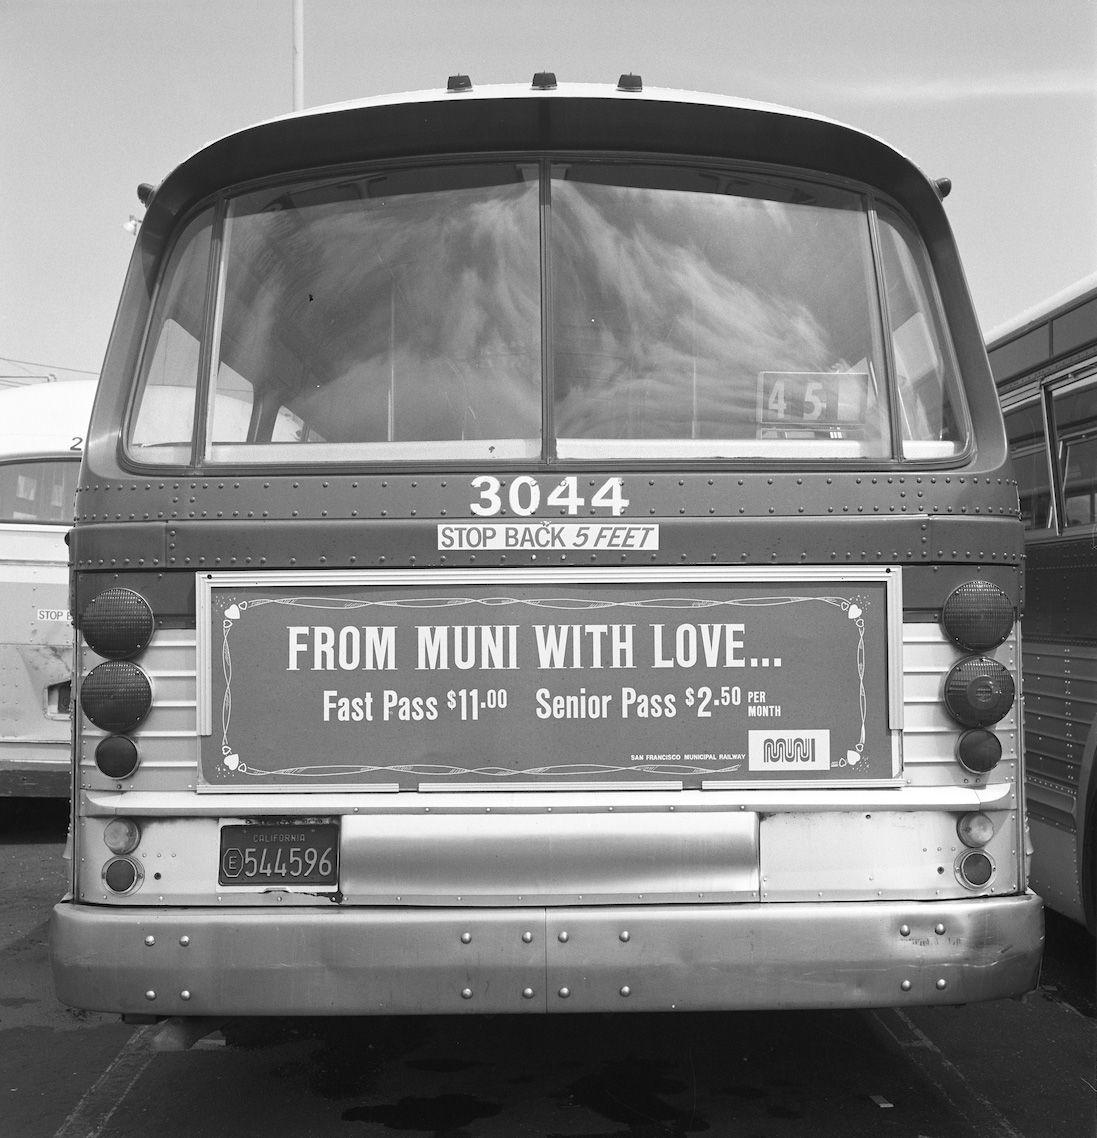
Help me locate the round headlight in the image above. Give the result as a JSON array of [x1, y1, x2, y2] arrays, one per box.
[[81, 588, 154, 659], [941, 581, 1014, 652], [95, 735, 140, 779], [103, 818, 141, 855], [102, 857, 143, 895], [957, 850, 994, 889], [944, 657, 1015, 727], [957, 729, 1003, 774], [957, 812, 995, 848], [80, 661, 152, 732]]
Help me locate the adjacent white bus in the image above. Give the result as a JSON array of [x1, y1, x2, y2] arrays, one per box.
[[0, 380, 96, 795]]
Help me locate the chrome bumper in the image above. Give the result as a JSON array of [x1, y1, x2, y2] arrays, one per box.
[[51, 894, 1043, 1016]]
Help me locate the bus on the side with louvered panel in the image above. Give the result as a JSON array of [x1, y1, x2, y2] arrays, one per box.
[[989, 273, 1097, 932], [50, 77, 1042, 1018], [0, 380, 95, 796]]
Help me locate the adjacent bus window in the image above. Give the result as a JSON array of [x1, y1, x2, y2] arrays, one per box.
[[208, 164, 542, 463], [1003, 402, 1053, 530], [876, 203, 965, 460], [0, 459, 80, 523], [1053, 380, 1097, 528], [128, 211, 214, 463]]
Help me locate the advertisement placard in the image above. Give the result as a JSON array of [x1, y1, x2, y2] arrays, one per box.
[[197, 569, 899, 790]]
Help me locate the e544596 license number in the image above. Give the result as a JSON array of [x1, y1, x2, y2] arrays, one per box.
[[218, 823, 338, 886]]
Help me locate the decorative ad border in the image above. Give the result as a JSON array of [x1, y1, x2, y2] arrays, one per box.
[[196, 567, 901, 792]]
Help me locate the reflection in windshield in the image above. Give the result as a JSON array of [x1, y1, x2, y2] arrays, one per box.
[[215, 167, 542, 454], [128, 158, 967, 463], [550, 167, 887, 453]]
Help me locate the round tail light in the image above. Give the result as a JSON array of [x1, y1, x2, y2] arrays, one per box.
[[941, 581, 1013, 652], [944, 658, 1015, 727], [102, 857, 143, 895], [81, 588, 154, 659], [80, 661, 152, 732], [957, 729, 1003, 774], [103, 818, 141, 855], [957, 812, 995, 848], [95, 735, 140, 779], [957, 850, 994, 889]]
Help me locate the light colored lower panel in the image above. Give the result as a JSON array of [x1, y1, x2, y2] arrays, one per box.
[[760, 810, 1019, 900], [50, 894, 1043, 1016], [0, 739, 70, 796], [340, 811, 759, 905]]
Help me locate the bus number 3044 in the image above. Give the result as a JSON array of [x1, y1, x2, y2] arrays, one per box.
[[470, 475, 630, 517]]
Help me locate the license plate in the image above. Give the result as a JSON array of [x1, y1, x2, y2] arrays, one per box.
[[219, 823, 339, 886]]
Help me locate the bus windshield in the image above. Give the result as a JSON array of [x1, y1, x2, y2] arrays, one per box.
[[130, 161, 965, 465]]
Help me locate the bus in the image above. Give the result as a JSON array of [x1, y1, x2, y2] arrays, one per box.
[[0, 380, 95, 796], [51, 77, 1043, 1017], [988, 273, 1097, 932]]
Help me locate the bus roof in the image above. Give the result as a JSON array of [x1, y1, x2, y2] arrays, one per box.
[[986, 272, 1097, 385], [0, 380, 97, 458], [138, 81, 950, 243], [986, 271, 1097, 349]]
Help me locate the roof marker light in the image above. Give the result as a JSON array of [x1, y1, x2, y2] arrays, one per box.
[[447, 74, 472, 92], [532, 71, 557, 90], [617, 73, 643, 92]]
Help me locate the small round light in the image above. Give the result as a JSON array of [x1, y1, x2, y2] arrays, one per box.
[[95, 735, 140, 779], [943, 657, 1015, 727], [957, 812, 995, 848], [103, 818, 141, 855], [103, 857, 142, 894], [80, 661, 152, 732], [81, 588, 154, 659], [957, 729, 1002, 774], [941, 581, 1014, 652], [957, 850, 994, 888]]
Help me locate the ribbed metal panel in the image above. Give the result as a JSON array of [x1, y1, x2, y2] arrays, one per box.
[[82, 622, 1021, 796], [79, 632, 199, 792], [1021, 639, 1087, 832], [900, 624, 1019, 787]]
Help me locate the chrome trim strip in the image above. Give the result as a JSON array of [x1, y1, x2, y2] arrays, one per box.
[[80, 782, 1013, 817]]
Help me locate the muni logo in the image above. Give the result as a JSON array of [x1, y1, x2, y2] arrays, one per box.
[[748, 730, 830, 771]]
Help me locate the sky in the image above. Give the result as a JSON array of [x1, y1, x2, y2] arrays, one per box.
[[2, 0, 1094, 380]]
